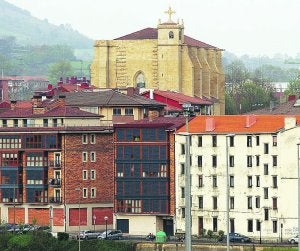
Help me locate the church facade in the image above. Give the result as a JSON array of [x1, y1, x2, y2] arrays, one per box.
[[91, 8, 225, 115]]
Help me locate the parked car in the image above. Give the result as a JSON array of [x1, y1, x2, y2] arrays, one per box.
[[77, 230, 101, 240], [97, 230, 123, 240], [288, 235, 299, 244], [228, 233, 251, 243]]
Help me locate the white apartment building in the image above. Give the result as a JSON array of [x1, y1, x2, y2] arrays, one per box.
[[175, 114, 300, 241]]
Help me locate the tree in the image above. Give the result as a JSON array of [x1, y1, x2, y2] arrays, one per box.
[[285, 72, 300, 95], [48, 60, 74, 84], [224, 60, 250, 85]]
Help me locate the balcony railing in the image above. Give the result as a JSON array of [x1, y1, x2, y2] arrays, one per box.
[[2, 197, 23, 204], [48, 160, 61, 169], [49, 197, 62, 204], [49, 178, 61, 187]]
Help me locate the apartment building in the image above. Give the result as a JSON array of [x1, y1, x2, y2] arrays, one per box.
[[113, 114, 186, 236], [0, 95, 114, 232], [175, 115, 300, 241]]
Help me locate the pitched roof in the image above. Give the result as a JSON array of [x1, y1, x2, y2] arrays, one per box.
[[245, 101, 300, 115], [114, 27, 217, 49], [177, 115, 300, 134], [63, 90, 165, 108]]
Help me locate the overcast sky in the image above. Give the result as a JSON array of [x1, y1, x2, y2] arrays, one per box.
[[6, 0, 300, 57]]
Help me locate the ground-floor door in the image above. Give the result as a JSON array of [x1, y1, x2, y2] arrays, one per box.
[[163, 219, 173, 237], [117, 219, 129, 233]]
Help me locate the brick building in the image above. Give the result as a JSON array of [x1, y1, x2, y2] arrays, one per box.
[[113, 115, 186, 236], [0, 95, 114, 232]]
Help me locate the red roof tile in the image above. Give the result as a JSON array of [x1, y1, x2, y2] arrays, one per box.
[[177, 115, 300, 134], [114, 28, 217, 49]]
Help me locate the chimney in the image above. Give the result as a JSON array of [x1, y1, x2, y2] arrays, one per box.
[[245, 115, 257, 128], [148, 109, 159, 122], [205, 117, 215, 131], [58, 95, 66, 106], [32, 95, 42, 108], [149, 89, 154, 99], [127, 87, 135, 96], [284, 116, 296, 130], [10, 100, 17, 110]]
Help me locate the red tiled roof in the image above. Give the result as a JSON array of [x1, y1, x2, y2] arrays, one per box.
[[177, 115, 300, 134], [114, 28, 217, 49]]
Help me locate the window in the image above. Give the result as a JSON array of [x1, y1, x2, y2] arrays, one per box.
[[272, 156, 277, 167], [169, 31, 174, 39], [212, 135, 217, 147], [255, 196, 260, 208], [213, 217, 218, 232], [199, 196, 203, 209], [198, 175, 203, 187], [91, 170, 96, 180], [181, 144, 185, 154], [90, 134, 96, 144], [264, 143, 269, 154], [230, 218, 235, 233], [213, 196, 217, 209], [82, 170, 88, 180], [230, 196, 234, 209], [82, 134, 87, 144], [229, 176, 234, 187], [256, 176, 260, 187], [248, 176, 253, 188], [182, 208, 185, 218], [212, 175, 217, 188], [113, 108, 121, 115], [197, 156, 202, 167], [13, 119, 18, 127], [264, 164, 269, 175], [256, 220, 261, 231], [198, 136, 202, 147], [23, 119, 27, 127], [273, 197, 278, 210], [3, 119, 7, 127], [256, 136, 260, 146], [91, 188, 96, 198], [229, 135, 234, 147], [83, 188, 87, 198], [247, 136, 252, 147], [247, 219, 253, 232], [43, 119, 48, 127], [247, 155, 252, 167], [181, 187, 185, 198], [181, 164, 185, 175], [53, 118, 58, 127], [256, 155, 260, 166], [212, 155, 217, 167], [90, 152, 96, 162], [272, 221, 278, 233], [247, 196, 253, 209], [272, 176, 278, 188], [159, 164, 167, 177], [272, 135, 277, 146], [125, 108, 133, 115], [264, 188, 269, 199], [229, 155, 234, 167], [82, 152, 87, 162], [264, 208, 269, 220]]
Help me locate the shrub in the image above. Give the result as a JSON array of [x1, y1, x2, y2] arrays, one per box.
[[207, 230, 213, 238], [8, 234, 32, 251], [57, 232, 69, 241]]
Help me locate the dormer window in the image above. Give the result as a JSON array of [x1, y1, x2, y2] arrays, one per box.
[[169, 31, 174, 39]]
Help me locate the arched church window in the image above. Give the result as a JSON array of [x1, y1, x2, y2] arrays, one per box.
[[136, 72, 145, 88], [169, 31, 174, 39]]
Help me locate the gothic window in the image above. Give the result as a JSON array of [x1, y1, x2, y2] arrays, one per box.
[[135, 72, 145, 88], [169, 31, 174, 39]]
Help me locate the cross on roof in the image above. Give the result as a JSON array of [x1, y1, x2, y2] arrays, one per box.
[[164, 6, 175, 22]]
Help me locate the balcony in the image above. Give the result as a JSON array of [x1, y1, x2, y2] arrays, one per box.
[[49, 197, 62, 204], [48, 160, 61, 169], [49, 178, 61, 187], [2, 197, 23, 205]]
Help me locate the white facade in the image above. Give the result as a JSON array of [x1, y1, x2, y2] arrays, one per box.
[[175, 116, 300, 241]]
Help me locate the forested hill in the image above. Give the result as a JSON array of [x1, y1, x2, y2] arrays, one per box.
[[0, 0, 93, 49]]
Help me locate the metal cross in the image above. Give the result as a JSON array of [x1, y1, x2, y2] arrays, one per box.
[[164, 6, 175, 22]]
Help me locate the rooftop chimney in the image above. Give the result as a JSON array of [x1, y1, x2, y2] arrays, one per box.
[[205, 117, 215, 131], [284, 116, 296, 130], [10, 100, 17, 110], [245, 115, 257, 128]]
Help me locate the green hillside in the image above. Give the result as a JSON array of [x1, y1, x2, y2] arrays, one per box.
[[0, 0, 93, 49]]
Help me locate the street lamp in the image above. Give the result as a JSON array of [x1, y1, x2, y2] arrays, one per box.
[[104, 216, 108, 239], [182, 102, 193, 251], [297, 143, 300, 251], [226, 134, 235, 251], [75, 188, 81, 251]]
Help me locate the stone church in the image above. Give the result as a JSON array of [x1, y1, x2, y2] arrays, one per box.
[[91, 8, 225, 114]]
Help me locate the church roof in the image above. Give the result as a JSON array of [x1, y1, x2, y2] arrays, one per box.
[[114, 27, 217, 49]]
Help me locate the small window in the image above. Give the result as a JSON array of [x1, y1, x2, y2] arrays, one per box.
[[91, 188, 96, 198], [247, 196, 252, 209], [82, 170, 88, 180], [272, 176, 278, 188], [13, 119, 18, 127], [113, 108, 121, 115], [272, 135, 277, 146], [255, 196, 260, 208], [212, 175, 217, 188], [264, 164, 269, 175], [212, 155, 217, 167], [264, 208, 269, 220], [198, 136, 202, 147], [264, 143, 269, 154], [213, 217, 218, 232], [229, 176, 234, 187], [90, 152, 96, 162], [230, 196, 234, 209], [273, 220, 278, 233], [90, 134, 96, 144], [83, 188, 88, 198], [229, 136, 234, 147], [181, 163, 185, 175], [272, 156, 277, 167], [43, 119, 48, 127], [125, 108, 133, 115], [247, 136, 252, 147], [272, 197, 278, 210], [91, 170, 96, 180], [248, 176, 253, 188], [3, 119, 7, 128], [212, 135, 217, 147], [247, 155, 252, 167], [181, 187, 185, 198], [23, 119, 27, 127], [256, 155, 260, 166], [198, 196, 203, 209], [248, 219, 253, 232], [198, 175, 203, 187], [213, 196, 218, 209], [256, 220, 261, 231], [53, 118, 58, 127], [169, 31, 174, 39], [229, 155, 234, 167], [256, 136, 260, 146], [82, 152, 88, 162], [256, 176, 260, 187], [82, 134, 88, 144], [264, 188, 269, 199], [181, 144, 185, 154], [197, 156, 202, 167], [182, 208, 185, 218]]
